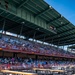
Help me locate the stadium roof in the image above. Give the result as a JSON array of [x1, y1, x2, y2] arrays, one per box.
[[68, 45, 75, 49], [0, 0, 75, 46]]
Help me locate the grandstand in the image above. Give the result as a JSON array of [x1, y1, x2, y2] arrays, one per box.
[[0, 0, 75, 75]]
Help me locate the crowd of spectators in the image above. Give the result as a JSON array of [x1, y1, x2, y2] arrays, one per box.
[[0, 34, 75, 58], [0, 57, 75, 70], [0, 35, 75, 70]]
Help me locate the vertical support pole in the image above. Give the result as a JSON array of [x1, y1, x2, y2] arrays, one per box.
[[35, 55, 38, 61], [2, 51, 4, 58], [67, 45, 69, 52], [42, 35, 46, 44], [35, 55, 38, 73], [13, 53, 15, 57], [1, 19, 6, 37], [63, 45, 64, 50], [51, 38, 53, 46], [19, 24, 23, 38], [4, 31, 6, 35], [71, 44, 73, 53], [2, 19, 5, 33], [13, 53, 17, 58], [63, 42, 65, 50], [17, 34, 18, 38], [57, 39, 60, 49], [26, 36, 29, 40], [33, 31, 36, 41]]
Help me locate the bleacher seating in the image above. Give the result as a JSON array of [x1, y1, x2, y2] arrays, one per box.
[[0, 34, 75, 75], [0, 57, 75, 70], [0, 34, 75, 58]]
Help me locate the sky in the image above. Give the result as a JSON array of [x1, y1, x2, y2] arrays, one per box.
[[45, 0, 75, 25], [44, 0, 75, 50]]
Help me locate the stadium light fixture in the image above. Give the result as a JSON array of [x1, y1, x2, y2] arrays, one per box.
[[21, 21, 25, 24], [58, 35, 60, 37], [9, 74, 12, 75], [61, 22, 63, 24], [61, 15, 63, 17], [49, 5, 52, 9], [36, 28, 40, 30]]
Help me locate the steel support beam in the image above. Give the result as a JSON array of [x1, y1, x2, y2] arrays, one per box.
[[24, 29, 35, 35], [58, 34, 75, 41], [51, 36, 75, 44], [48, 31, 75, 42], [37, 23, 75, 41], [35, 6, 51, 17], [47, 15, 61, 24], [57, 22, 70, 29], [35, 34, 47, 39], [57, 40, 75, 46], [54, 37, 75, 45], [0, 0, 57, 33], [7, 25, 21, 31], [17, 0, 29, 8], [54, 28, 75, 38], [62, 37, 75, 42], [45, 27, 75, 41]]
